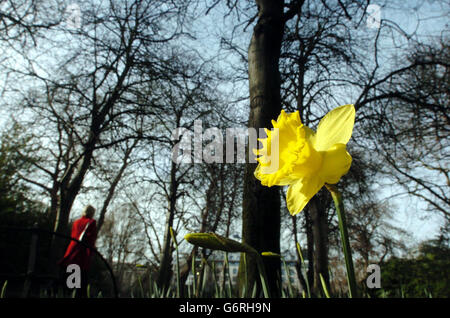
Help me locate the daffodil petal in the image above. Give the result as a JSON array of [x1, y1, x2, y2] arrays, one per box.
[[314, 104, 355, 151], [304, 125, 316, 144], [286, 176, 324, 215], [320, 143, 352, 184]]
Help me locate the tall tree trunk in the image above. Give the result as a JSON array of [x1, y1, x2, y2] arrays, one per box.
[[239, 0, 285, 297], [304, 209, 315, 291], [49, 146, 96, 278], [156, 160, 178, 290], [292, 215, 309, 293], [309, 196, 330, 295]]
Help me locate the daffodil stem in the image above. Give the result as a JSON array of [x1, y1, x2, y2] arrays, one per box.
[[326, 184, 357, 298]]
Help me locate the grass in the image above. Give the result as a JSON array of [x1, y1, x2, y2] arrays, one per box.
[[1, 281, 7, 298], [0, 253, 436, 298], [0, 190, 436, 300]]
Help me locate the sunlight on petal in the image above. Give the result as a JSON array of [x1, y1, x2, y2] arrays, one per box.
[[286, 176, 324, 215], [314, 104, 355, 151], [320, 143, 352, 184]]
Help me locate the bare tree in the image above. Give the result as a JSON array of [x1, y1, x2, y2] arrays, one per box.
[[96, 202, 146, 295], [358, 40, 449, 220], [0, 0, 63, 44], [4, 0, 193, 275]]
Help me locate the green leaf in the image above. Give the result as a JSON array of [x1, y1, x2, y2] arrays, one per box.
[[319, 273, 330, 298], [184, 232, 256, 254], [261, 251, 281, 257]]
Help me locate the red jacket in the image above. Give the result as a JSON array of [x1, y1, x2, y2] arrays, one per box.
[[59, 216, 97, 271]]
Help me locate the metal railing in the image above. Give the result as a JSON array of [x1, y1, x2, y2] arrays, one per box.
[[0, 225, 118, 298]]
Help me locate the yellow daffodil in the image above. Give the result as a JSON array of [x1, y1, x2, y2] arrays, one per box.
[[254, 104, 355, 215]]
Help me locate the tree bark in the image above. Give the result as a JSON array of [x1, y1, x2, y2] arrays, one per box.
[[156, 160, 178, 290], [292, 215, 309, 293], [304, 209, 315, 291], [239, 0, 285, 297], [309, 196, 330, 295]]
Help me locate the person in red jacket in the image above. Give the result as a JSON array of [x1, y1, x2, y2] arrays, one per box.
[[59, 205, 98, 297]]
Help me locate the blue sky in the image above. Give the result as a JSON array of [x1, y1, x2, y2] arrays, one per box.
[[371, 0, 448, 245], [0, 0, 447, 253]]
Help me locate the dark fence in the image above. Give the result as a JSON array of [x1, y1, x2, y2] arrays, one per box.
[[0, 225, 118, 298]]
